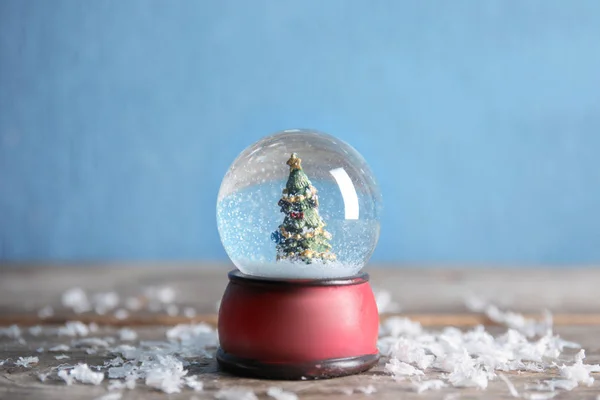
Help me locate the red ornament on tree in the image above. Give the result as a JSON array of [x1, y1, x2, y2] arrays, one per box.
[[290, 211, 304, 219]]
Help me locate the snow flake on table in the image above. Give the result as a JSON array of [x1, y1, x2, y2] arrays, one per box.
[[118, 328, 138, 341], [15, 356, 39, 368], [215, 387, 258, 400], [49, 344, 70, 352], [62, 288, 92, 314], [58, 321, 90, 337], [103, 323, 218, 394], [93, 292, 120, 315], [0, 325, 21, 339], [356, 385, 377, 394], [144, 355, 187, 394], [29, 325, 43, 336], [58, 363, 104, 385], [465, 295, 552, 338], [385, 358, 424, 377], [556, 349, 600, 386], [38, 305, 54, 319], [374, 289, 401, 314], [378, 296, 599, 396], [266, 386, 298, 400], [114, 309, 129, 320], [56, 285, 202, 320]]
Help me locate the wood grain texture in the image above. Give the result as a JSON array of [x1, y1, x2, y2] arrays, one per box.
[[1, 264, 600, 399], [1, 325, 599, 400], [2, 264, 600, 313]]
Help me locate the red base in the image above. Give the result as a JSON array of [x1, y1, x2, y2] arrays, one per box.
[[217, 270, 380, 380]]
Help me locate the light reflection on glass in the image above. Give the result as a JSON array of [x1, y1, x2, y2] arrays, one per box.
[[329, 167, 359, 220]]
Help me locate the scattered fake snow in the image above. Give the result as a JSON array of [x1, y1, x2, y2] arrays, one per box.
[[124, 297, 143, 311], [58, 321, 90, 337], [93, 292, 120, 315], [15, 356, 38, 368], [557, 349, 600, 386], [166, 323, 218, 350], [37, 372, 49, 382], [0, 325, 21, 339], [38, 305, 54, 319], [144, 286, 176, 311], [104, 323, 218, 394], [267, 386, 298, 400], [55, 354, 70, 360], [60, 286, 182, 317], [215, 387, 258, 400], [356, 385, 377, 394], [62, 288, 92, 314], [381, 316, 423, 337], [59, 364, 104, 385], [49, 344, 70, 352], [465, 295, 552, 338], [8, 288, 600, 397], [374, 289, 401, 313], [74, 337, 112, 348], [118, 328, 138, 341], [57, 369, 74, 385], [144, 355, 187, 394], [183, 307, 197, 318], [166, 304, 179, 316], [531, 379, 578, 391], [385, 358, 424, 377], [378, 299, 597, 394], [114, 309, 129, 320], [185, 376, 204, 392], [29, 325, 43, 336]]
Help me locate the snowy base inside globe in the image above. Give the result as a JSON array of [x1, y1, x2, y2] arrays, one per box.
[[235, 259, 363, 279]]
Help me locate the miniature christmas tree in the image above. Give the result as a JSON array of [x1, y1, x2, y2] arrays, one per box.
[[272, 153, 336, 264]]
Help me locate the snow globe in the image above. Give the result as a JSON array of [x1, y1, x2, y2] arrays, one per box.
[[216, 129, 382, 379]]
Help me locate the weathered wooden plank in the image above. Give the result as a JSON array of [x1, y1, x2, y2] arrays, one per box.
[[1, 265, 600, 314], [5, 312, 600, 329]]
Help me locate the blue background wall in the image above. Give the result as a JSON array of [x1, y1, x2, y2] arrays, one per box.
[[1, 0, 600, 264]]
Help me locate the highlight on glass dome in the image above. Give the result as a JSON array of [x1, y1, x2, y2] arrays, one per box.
[[216, 129, 382, 279]]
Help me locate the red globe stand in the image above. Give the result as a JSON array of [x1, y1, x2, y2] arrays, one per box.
[[217, 270, 379, 380]]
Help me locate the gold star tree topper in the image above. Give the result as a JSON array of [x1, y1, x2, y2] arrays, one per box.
[[286, 153, 302, 171]]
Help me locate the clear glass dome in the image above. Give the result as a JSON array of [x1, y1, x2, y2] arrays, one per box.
[[216, 129, 381, 279]]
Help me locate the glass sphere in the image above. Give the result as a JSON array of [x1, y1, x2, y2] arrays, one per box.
[[216, 129, 381, 279]]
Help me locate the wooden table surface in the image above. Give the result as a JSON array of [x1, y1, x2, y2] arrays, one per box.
[[1, 264, 599, 399]]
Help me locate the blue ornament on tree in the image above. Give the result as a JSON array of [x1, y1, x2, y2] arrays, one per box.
[[271, 230, 284, 244]]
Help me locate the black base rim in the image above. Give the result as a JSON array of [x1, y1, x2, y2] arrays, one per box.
[[228, 269, 369, 288], [216, 347, 379, 380]]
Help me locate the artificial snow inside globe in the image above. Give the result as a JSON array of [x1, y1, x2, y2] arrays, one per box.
[[217, 129, 381, 279]]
